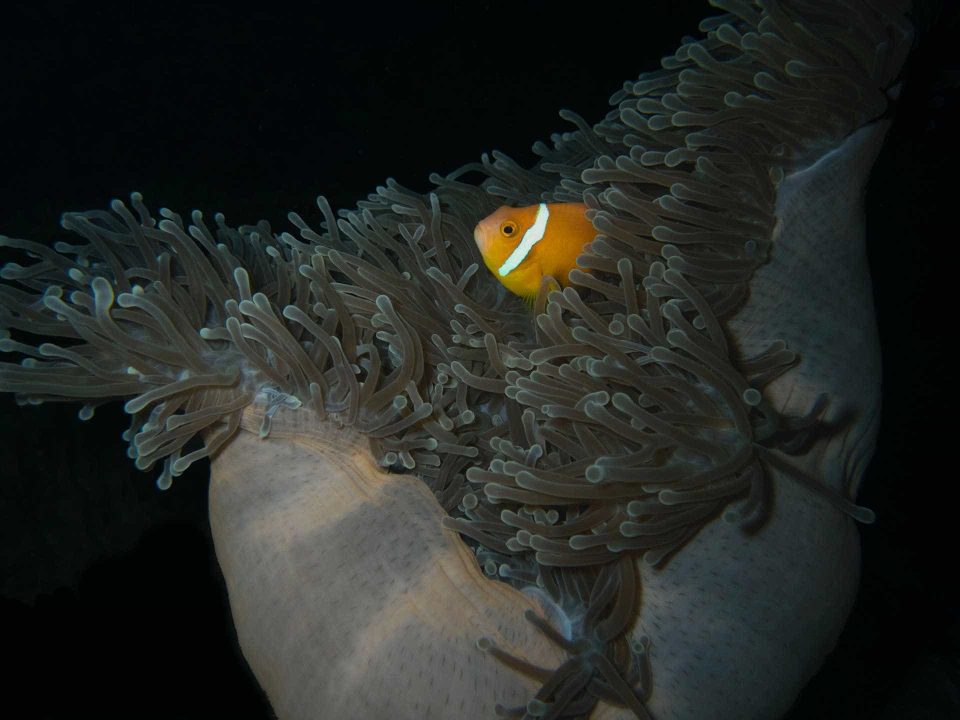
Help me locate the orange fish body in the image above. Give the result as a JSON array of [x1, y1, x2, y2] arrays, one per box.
[[473, 202, 594, 300]]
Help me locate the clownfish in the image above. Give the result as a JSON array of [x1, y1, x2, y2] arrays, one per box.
[[473, 202, 594, 301]]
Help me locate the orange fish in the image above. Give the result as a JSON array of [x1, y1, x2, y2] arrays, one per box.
[[473, 202, 594, 300]]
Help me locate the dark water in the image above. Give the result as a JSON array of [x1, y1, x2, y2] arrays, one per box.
[[0, 1, 955, 718]]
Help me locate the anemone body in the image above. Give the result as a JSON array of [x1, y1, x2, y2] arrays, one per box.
[[205, 118, 891, 720]]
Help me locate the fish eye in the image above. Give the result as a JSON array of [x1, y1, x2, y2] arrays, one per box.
[[500, 221, 519, 237]]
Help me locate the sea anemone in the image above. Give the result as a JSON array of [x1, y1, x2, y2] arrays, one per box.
[[0, 1, 918, 718]]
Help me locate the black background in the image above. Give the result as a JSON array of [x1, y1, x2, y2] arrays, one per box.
[[0, 1, 956, 718]]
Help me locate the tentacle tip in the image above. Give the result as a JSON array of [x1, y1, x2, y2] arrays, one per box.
[[850, 504, 876, 525]]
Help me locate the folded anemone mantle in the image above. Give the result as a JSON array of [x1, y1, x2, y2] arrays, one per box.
[[0, 2, 912, 719]]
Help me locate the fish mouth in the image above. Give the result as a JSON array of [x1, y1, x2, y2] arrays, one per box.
[[473, 223, 490, 253]]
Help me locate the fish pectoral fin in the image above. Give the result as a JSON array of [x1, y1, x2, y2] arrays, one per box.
[[539, 274, 561, 295], [532, 275, 561, 314]]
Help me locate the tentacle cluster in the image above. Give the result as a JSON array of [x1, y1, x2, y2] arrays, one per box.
[[0, 1, 910, 717]]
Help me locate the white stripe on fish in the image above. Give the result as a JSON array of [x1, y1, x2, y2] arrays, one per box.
[[498, 202, 549, 277]]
